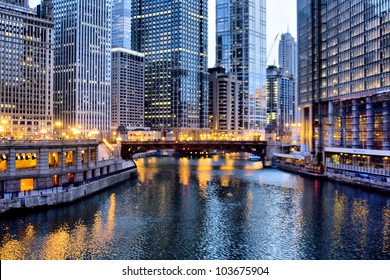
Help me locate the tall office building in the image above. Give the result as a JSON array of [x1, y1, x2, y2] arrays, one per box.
[[111, 0, 144, 130], [52, 0, 112, 136], [216, 0, 267, 130], [1, 0, 28, 7], [112, 0, 131, 49], [278, 32, 297, 78], [111, 48, 145, 128], [131, 0, 209, 133], [0, 1, 54, 138], [208, 67, 240, 133], [266, 66, 295, 137], [298, 0, 390, 161], [278, 32, 298, 123]]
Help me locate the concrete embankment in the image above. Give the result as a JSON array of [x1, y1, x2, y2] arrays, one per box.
[[0, 165, 137, 215]]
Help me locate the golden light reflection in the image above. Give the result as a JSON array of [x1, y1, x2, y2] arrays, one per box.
[[107, 194, 116, 235], [1, 201, 118, 260], [42, 225, 71, 260], [179, 158, 190, 186], [0, 225, 36, 260], [220, 175, 230, 187], [135, 158, 159, 184], [220, 159, 234, 171], [197, 158, 212, 198], [243, 161, 263, 170], [332, 191, 346, 248], [352, 199, 368, 250], [383, 208, 390, 254]]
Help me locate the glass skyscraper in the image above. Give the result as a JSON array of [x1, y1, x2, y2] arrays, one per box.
[[112, 0, 131, 49], [131, 0, 208, 132], [52, 0, 112, 136], [216, 0, 267, 130], [298, 0, 390, 159]]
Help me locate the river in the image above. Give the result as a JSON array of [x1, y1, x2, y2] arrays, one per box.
[[1, 155, 389, 260]]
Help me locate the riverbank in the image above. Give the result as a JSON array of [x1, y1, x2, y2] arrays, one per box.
[[0, 163, 136, 215]]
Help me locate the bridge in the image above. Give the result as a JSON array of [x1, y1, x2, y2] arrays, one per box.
[[120, 140, 267, 160]]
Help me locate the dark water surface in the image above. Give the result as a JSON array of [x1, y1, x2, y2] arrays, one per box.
[[1, 156, 390, 260]]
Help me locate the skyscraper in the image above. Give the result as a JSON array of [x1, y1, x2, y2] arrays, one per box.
[[266, 66, 295, 137], [216, 0, 267, 130], [131, 0, 208, 133], [208, 67, 240, 133], [112, 0, 131, 49], [111, 48, 145, 128], [298, 0, 390, 161], [111, 0, 144, 130], [278, 32, 297, 79], [278, 32, 298, 123], [0, 0, 54, 138], [52, 0, 112, 137]]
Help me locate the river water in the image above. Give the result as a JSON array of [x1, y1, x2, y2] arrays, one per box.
[[1, 155, 390, 260]]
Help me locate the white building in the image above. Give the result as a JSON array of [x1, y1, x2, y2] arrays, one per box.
[[111, 48, 144, 129], [52, 0, 112, 137]]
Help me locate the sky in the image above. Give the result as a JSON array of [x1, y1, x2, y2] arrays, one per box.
[[29, 0, 297, 67]]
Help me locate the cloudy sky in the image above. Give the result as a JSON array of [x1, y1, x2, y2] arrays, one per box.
[[29, 0, 297, 67]]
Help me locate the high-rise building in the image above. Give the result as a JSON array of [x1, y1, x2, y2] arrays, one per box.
[[298, 0, 390, 161], [131, 0, 208, 133], [216, 0, 267, 130], [0, 1, 54, 138], [1, 0, 28, 7], [266, 66, 295, 137], [112, 0, 131, 49], [278, 32, 297, 79], [52, 0, 112, 137], [208, 67, 240, 133], [111, 48, 145, 128], [278, 32, 298, 123], [111, 0, 144, 130]]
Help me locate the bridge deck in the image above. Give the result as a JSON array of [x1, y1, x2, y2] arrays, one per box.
[[121, 141, 267, 159]]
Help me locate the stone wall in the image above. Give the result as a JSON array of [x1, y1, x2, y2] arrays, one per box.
[[0, 167, 136, 214]]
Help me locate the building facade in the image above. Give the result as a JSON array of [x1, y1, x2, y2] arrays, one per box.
[[279, 32, 298, 123], [112, 0, 131, 49], [52, 0, 112, 137], [298, 0, 390, 162], [2, 0, 28, 7], [208, 67, 240, 133], [216, 0, 267, 130], [131, 0, 209, 132], [0, 1, 54, 139], [266, 66, 295, 137], [278, 32, 297, 79], [111, 48, 144, 128]]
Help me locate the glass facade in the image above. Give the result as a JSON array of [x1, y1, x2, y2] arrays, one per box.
[[53, 0, 112, 136], [0, 1, 54, 138], [298, 0, 390, 154], [216, 0, 267, 130], [266, 66, 295, 137], [131, 0, 208, 131], [112, 0, 131, 49]]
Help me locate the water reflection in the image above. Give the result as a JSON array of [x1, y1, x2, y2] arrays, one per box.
[[0, 156, 390, 260]]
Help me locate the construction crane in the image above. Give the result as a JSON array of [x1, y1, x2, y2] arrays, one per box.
[[266, 33, 279, 65]]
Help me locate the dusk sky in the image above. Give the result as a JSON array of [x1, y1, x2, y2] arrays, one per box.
[[29, 0, 297, 67]]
